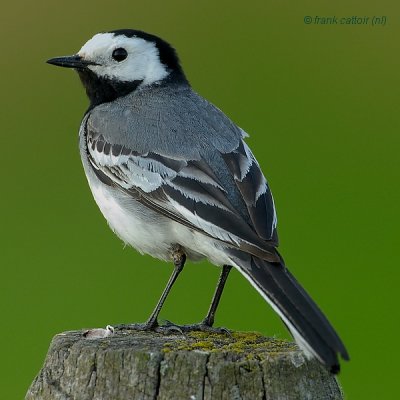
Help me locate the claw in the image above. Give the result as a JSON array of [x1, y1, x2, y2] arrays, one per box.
[[114, 322, 158, 331], [162, 321, 231, 336], [157, 322, 185, 336]]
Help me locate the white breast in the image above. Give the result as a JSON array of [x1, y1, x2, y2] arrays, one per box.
[[89, 179, 174, 260], [86, 176, 231, 268]]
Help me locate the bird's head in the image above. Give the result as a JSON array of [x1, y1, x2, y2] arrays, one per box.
[[47, 29, 187, 107]]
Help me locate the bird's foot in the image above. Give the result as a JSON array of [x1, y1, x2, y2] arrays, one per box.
[[115, 320, 230, 336], [114, 321, 158, 332], [163, 320, 231, 336], [114, 321, 184, 335]]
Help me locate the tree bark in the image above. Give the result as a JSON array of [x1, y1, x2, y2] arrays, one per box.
[[26, 329, 343, 400]]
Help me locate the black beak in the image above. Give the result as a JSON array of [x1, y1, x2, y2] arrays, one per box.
[[46, 54, 98, 69]]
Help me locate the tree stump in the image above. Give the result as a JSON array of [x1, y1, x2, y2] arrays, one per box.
[[26, 329, 343, 400]]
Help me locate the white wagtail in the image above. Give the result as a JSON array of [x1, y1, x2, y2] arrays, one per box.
[[47, 29, 349, 373]]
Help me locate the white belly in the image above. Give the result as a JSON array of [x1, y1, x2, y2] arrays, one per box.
[[90, 181, 173, 260], [88, 178, 232, 267]]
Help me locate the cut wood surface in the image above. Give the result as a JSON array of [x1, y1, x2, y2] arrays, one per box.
[[26, 329, 343, 400]]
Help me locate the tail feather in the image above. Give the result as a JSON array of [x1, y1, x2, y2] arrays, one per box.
[[262, 258, 349, 358], [229, 251, 349, 373]]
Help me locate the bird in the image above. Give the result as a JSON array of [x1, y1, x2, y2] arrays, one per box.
[[47, 29, 349, 373]]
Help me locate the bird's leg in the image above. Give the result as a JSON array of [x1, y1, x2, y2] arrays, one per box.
[[116, 246, 186, 332], [144, 249, 186, 329], [164, 264, 232, 334], [202, 264, 232, 327]]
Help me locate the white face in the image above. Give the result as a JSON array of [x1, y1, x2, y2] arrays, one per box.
[[77, 33, 169, 85]]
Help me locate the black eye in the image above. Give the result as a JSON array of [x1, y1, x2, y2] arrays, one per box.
[[112, 48, 128, 62]]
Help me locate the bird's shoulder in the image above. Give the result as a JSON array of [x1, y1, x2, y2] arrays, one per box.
[[85, 83, 243, 158]]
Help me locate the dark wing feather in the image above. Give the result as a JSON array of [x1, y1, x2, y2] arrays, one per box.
[[222, 139, 278, 243]]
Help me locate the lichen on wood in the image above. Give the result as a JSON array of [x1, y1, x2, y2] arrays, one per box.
[[26, 329, 343, 400]]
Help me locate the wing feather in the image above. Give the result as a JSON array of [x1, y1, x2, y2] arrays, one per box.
[[222, 140, 278, 242], [85, 117, 279, 260]]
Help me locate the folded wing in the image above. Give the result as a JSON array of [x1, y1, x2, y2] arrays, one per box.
[[85, 119, 279, 262]]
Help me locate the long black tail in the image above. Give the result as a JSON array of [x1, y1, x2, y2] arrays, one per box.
[[229, 252, 349, 373]]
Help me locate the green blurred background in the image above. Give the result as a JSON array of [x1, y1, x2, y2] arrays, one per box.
[[1, 0, 398, 398]]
